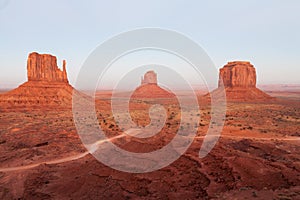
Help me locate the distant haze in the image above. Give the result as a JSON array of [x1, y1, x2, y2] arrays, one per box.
[[0, 1, 299, 89]]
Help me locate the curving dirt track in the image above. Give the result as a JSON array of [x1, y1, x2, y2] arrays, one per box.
[[0, 134, 298, 173]]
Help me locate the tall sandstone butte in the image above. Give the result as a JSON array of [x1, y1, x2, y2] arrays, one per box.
[[130, 70, 178, 126], [27, 52, 68, 83], [0, 52, 78, 110], [218, 61, 256, 88], [210, 61, 272, 102], [132, 70, 175, 99], [141, 70, 157, 85]]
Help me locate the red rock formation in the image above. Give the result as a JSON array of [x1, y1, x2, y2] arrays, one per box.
[[131, 84, 176, 99], [209, 61, 273, 102], [219, 61, 256, 88], [27, 52, 68, 83], [130, 71, 178, 127], [133, 71, 175, 99], [141, 70, 157, 85], [0, 52, 82, 110]]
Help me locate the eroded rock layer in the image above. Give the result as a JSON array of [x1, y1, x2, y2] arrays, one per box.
[[27, 52, 68, 83], [211, 61, 273, 102], [219, 61, 256, 88], [141, 70, 157, 85], [0, 52, 77, 110]]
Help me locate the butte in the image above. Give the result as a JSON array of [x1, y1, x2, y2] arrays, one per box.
[[129, 70, 178, 127], [131, 70, 176, 99], [210, 61, 273, 102], [0, 52, 79, 110]]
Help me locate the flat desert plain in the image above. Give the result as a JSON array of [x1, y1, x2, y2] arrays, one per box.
[[0, 87, 299, 200]]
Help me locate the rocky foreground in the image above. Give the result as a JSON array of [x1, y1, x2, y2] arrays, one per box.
[[0, 95, 300, 199]]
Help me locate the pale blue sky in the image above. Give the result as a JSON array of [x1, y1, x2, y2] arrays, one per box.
[[0, 0, 299, 89]]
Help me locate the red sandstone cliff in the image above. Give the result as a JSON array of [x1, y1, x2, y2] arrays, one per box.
[[218, 61, 256, 88], [210, 61, 272, 102], [141, 70, 157, 85], [0, 52, 79, 110], [27, 52, 68, 83]]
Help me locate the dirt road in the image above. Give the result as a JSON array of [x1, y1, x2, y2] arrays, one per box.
[[0, 132, 298, 172]]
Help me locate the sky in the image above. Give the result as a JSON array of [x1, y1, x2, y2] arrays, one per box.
[[0, 0, 299, 89]]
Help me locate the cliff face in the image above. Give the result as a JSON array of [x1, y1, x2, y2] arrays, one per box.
[[207, 61, 273, 102], [219, 61, 256, 88], [141, 71, 157, 85], [0, 52, 76, 110], [27, 52, 68, 83]]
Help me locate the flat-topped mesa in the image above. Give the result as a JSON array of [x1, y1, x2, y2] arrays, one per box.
[[27, 52, 68, 83], [141, 70, 157, 85], [219, 61, 256, 88]]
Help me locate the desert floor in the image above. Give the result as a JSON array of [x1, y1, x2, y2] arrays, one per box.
[[0, 90, 300, 199]]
